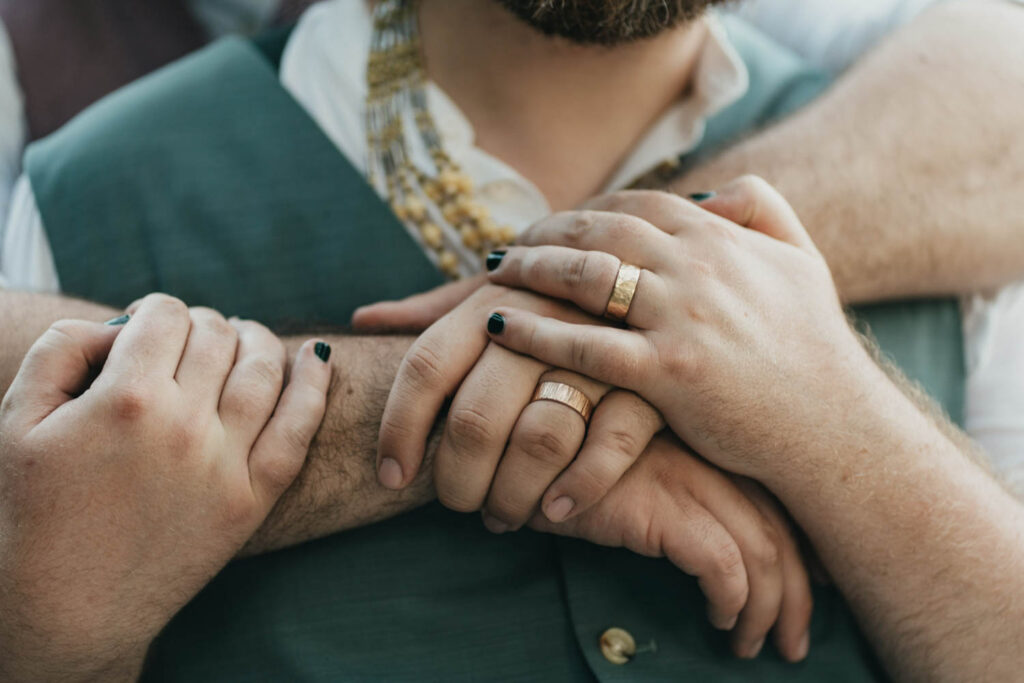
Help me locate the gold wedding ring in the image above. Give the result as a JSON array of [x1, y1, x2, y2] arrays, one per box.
[[604, 263, 641, 322], [531, 381, 593, 424]]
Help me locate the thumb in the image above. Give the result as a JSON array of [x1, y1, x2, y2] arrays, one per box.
[[4, 316, 127, 429], [692, 176, 817, 253], [351, 275, 485, 331]]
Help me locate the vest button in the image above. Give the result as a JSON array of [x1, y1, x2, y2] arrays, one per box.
[[599, 627, 636, 665]]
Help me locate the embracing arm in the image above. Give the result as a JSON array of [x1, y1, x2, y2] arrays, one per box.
[[675, 0, 1024, 303], [0, 291, 436, 557]]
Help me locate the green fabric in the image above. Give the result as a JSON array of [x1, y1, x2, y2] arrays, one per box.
[[25, 16, 962, 682]]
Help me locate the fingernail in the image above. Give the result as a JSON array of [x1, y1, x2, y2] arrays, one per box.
[[482, 513, 510, 534], [744, 638, 765, 659], [688, 192, 716, 202], [709, 610, 738, 631], [795, 631, 810, 661], [545, 496, 575, 523], [487, 313, 505, 334], [104, 314, 131, 326], [378, 457, 403, 489], [486, 250, 507, 272], [314, 341, 332, 363]]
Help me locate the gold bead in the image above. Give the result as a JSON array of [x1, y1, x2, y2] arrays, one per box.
[[442, 202, 465, 224], [466, 202, 489, 223], [404, 197, 427, 221], [460, 225, 481, 249], [391, 201, 408, 221], [599, 628, 636, 666], [438, 250, 459, 275], [420, 222, 443, 249], [479, 219, 500, 243], [498, 226, 518, 244], [423, 181, 444, 202]]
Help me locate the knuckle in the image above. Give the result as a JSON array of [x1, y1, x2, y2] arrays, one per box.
[[242, 353, 285, 389], [146, 293, 188, 317], [446, 405, 499, 450], [747, 528, 783, 571], [598, 427, 643, 461], [437, 485, 483, 514], [565, 211, 595, 244], [278, 418, 315, 457], [402, 342, 447, 390], [517, 420, 575, 468], [107, 383, 155, 422]]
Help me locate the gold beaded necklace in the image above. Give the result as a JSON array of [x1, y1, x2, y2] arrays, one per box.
[[366, 0, 686, 279]]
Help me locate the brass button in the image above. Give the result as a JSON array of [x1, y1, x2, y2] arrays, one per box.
[[599, 627, 636, 665]]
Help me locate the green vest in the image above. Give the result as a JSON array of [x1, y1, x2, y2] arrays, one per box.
[[25, 17, 963, 682]]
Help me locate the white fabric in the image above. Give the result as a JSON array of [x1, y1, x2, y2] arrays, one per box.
[[280, 1, 748, 278], [0, 0, 1022, 486], [0, 18, 25, 246]]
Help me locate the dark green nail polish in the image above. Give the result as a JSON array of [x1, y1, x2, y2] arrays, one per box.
[[486, 250, 507, 272], [688, 192, 716, 202], [104, 314, 130, 326], [314, 341, 332, 363], [487, 313, 505, 335]]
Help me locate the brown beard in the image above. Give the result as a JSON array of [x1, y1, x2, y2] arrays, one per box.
[[494, 0, 731, 45]]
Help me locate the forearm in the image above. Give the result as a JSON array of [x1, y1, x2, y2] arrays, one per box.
[[0, 291, 119, 394], [763, 364, 1024, 682], [675, 0, 1024, 303], [241, 333, 439, 555], [0, 292, 439, 556]]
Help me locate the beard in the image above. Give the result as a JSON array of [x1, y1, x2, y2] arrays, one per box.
[[494, 0, 731, 45]]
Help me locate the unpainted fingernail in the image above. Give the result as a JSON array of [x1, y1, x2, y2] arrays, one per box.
[[482, 513, 510, 534], [545, 496, 575, 523], [314, 341, 332, 363], [688, 191, 716, 202], [487, 313, 505, 334], [486, 250, 507, 272], [378, 457, 403, 489], [795, 631, 810, 661], [744, 638, 765, 659], [104, 314, 131, 326], [710, 611, 737, 631]]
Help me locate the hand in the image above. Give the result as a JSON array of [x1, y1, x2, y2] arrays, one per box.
[[531, 433, 813, 663], [0, 294, 331, 682], [374, 283, 664, 529], [482, 178, 873, 480]]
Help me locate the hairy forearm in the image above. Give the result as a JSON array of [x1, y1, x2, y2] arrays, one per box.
[[675, 0, 1024, 304], [0, 292, 437, 557], [241, 333, 438, 555], [763, 365, 1024, 682]]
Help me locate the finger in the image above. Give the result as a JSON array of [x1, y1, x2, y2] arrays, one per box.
[[485, 308, 650, 391], [247, 339, 332, 511], [517, 210, 677, 269], [174, 308, 239, 411], [218, 319, 288, 445], [6, 318, 125, 430], [482, 371, 607, 532], [693, 176, 817, 253], [580, 190, 708, 235], [435, 345, 547, 513], [659, 502, 751, 632], [733, 478, 813, 663], [104, 293, 191, 379], [540, 391, 664, 523], [377, 303, 492, 490], [691, 470, 786, 660], [487, 246, 666, 329], [352, 275, 486, 331]]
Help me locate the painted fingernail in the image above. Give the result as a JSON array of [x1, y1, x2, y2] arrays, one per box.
[[378, 457, 403, 489], [688, 192, 716, 202], [104, 314, 131, 326], [487, 313, 505, 334], [795, 631, 810, 661], [486, 250, 507, 271], [314, 341, 332, 363], [482, 513, 510, 534], [545, 496, 575, 523]]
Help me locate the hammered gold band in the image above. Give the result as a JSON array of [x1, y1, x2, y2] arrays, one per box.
[[531, 381, 593, 424], [604, 263, 641, 322]]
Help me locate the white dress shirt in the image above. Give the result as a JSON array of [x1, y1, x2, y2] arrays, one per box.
[[0, 0, 1021, 489]]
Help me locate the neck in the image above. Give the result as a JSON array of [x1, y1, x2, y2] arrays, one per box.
[[418, 0, 708, 210]]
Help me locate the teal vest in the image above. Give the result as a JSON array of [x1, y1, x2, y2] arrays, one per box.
[[25, 17, 963, 682]]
